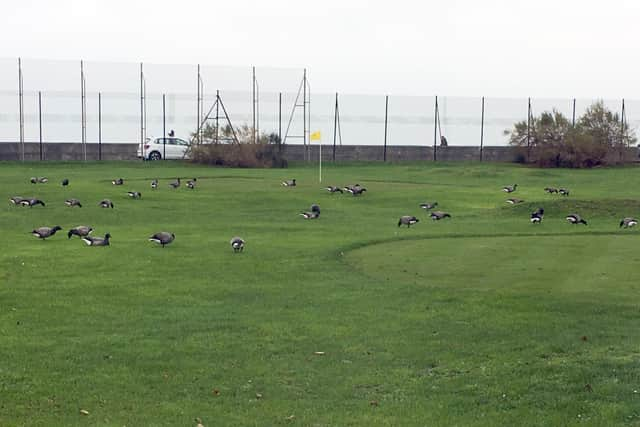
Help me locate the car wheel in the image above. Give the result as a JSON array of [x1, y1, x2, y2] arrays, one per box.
[[149, 151, 162, 161]]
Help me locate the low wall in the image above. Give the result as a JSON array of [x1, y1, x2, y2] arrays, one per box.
[[0, 143, 637, 163], [0, 143, 138, 161], [283, 145, 518, 162]]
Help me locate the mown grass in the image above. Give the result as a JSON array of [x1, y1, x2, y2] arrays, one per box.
[[1, 160, 640, 426]]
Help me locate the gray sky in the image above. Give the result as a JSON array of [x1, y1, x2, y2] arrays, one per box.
[[3, 0, 639, 97]]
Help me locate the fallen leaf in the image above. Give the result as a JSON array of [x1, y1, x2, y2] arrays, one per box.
[[370, 400, 379, 406], [255, 393, 263, 399], [285, 414, 295, 421], [581, 336, 588, 341], [79, 409, 89, 415], [212, 389, 220, 396], [313, 351, 325, 356]]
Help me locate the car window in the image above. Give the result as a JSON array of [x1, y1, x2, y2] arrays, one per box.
[[175, 138, 189, 146]]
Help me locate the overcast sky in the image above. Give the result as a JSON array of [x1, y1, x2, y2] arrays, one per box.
[[3, 0, 639, 98]]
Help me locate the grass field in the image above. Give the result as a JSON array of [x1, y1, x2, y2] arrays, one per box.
[[1, 160, 640, 426]]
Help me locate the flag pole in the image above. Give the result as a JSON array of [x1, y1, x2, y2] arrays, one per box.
[[319, 136, 322, 183]]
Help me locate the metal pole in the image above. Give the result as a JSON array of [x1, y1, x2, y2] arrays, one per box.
[[140, 62, 144, 161], [572, 98, 576, 127], [433, 96, 438, 161], [38, 91, 42, 161], [81, 60, 86, 161], [303, 68, 307, 161], [252, 66, 256, 144], [278, 92, 282, 144], [527, 97, 531, 161], [480, 96, 485, 162], [163, 93, 167, 159], [333, 92, 338, 161], [18, 58, 24, 161], [98, 92, 102, 161], [215, 90, 220, 144], [197, 64, 200, 145], [621, 98, 626, 146], [383, 95, 389, 162]]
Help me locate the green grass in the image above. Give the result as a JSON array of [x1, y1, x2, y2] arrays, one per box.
[[1, 160, 640, 426]]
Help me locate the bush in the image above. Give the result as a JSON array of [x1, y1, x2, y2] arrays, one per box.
[[189, 124, 287, 168], [506, 101, 635, 168]]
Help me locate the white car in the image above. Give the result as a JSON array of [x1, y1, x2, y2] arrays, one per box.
[[137, 136, 191, 160]]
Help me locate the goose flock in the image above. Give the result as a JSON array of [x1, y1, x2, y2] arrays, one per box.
[[13, 176, 246, 252], [11, 175, 639, 256]]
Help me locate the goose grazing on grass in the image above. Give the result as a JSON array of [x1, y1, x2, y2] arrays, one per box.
[[99, 199, 114, 208], [230, 236, 245, 252], [544, 187, 558, 194], [502, 184, 517, 193], [37, 177, 48, 183], [64, 198, 82, 208], [347, 186, 367, 196], [21, 198, 45, 207], [398, 215, 419, 227], [151, 179, 158, 189], [82, 233, 111, 246], [282, 179, 296, 187], [419, 202, 438, 210], [325, 186, 343, 194], [430, 211, 451, 220], [566, 214, 587, 225], [9, 196, 25, 205], [169, 178, 181, 189], [620, 217, 638, 228], [32, 225, 62, 240], [112, 178, 124, 185], [559, 188, 570, 196], [127, 191, 142, 199], [186, 178, 197, 189], [61, 178, 69, 186], [301, 204, 321, 219], [531, 208, 544, 223], [149, 231, 175, 248], [68, 226, 93, 239], [506, 198, 524, 204]]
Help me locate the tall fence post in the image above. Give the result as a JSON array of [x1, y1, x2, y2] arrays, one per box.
[[527, 97, 531, 162], [197, 64, 201, 145], [252, 66, 256, 144], [38, 91, 43, 161], [572, 98, 576, 127], [139, 62, 145, 161], [18, 58, 24, 161], [278, 92, 282, 146], [621, 98, 627, 146], [433, 96, 438, 161], [80, 60, 87, 161], [332, 92, 338, 162], [480, 96, 485, 162], [98, 92, 102, 161], [383, 95, 389, 162]]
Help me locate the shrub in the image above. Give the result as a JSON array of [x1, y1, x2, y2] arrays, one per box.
[[506, 101, 635, 168], [189, 124, 287, 168]]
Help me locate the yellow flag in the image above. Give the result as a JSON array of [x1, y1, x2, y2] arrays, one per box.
[[310, 131, 321, 141]]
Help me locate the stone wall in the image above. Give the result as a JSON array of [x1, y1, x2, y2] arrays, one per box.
[[283, 144, 518, 162], [0, 142, 637, 163], [0, 143, 138, 161]]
